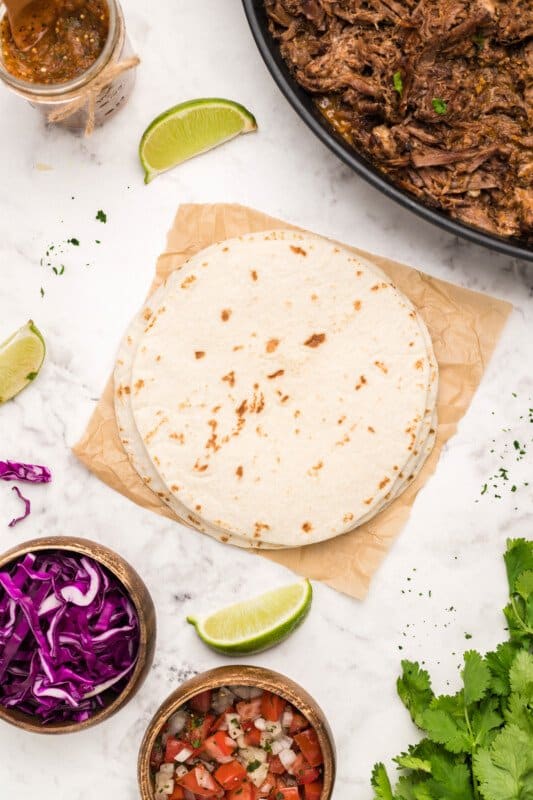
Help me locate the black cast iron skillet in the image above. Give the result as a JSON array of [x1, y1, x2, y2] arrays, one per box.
[[242, 0, 533, 262]]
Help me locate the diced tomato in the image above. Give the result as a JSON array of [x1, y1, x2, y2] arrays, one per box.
[[257, 774, 277, 796], [236, 697, 263, 721], [165, 737, 191, 763], [214, 760, 247, 791], [276, 788, 300, 800], [268, 756, 286, 775], [261, 692, 286, 722], [244, 726, 263, 747], [203, 731, 236, 763], [150, 741, 164, 770], [289, 713, 309, 735], [169, 788, 185, 800], [178, 765, 221, 798], [228, 781, 256, 800], [294, 730, 323, 767], [186, 714, 216, 746], [304, 782, 323, 800], [211, 713, 228, 733], [290, 754, 320, 785], [190, 690, 213, 714]]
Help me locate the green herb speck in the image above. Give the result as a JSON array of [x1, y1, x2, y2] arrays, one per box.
[[432, 98, 448, 115]]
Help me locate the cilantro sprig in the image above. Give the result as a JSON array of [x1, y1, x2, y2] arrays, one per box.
[[371, 538, 533, 800]]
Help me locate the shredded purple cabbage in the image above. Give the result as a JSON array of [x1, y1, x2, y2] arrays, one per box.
[[0, 461, 52, 483], [8, 487, 31, 528], [0, 550, 140, 724]]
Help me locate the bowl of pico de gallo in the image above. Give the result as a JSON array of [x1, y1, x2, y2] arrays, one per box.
[[138, 665, 336, 800]]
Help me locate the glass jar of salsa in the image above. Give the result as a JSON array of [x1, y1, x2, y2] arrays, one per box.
[[0, 0, 137, 133]]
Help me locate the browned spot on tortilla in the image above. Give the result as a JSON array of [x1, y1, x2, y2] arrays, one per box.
[[236, 466, 243, 479], [194, 460, 208, 472], [206, 419, 219, 452], [266, 338, 279, 353], [254, 521, 271, 539], [153, 456, 160, 466], [364, 497, 373, 505], [145, 416, 168, 444], [233, 345, 244, 351], [379, 477, 391, 490], [280, 395, 289, 403], [290, 245, 307, 256], [294, 429, 300, 435], [187, 515, 198, 525], [429, 428, 436, 435], [221, 309, 232, 322], [145, 477, 152, 485], [221, 535, 229, 543], [222, 370, 235, 387], [127, 336, 132, 345], [267, 369, 285, 379], [222, 246, 229, 252], [374, 360, 388, 374], [143, 308, 152, 321], [408, 474, 415, 481], [368, 426, 375, 433], [304, 333, 326, 348], [236, 399, 248, 417], [195, 351, 205, 359], [308, 460, 324, 476], [353, 300, 362, 311], [409, 341, 415, 347], [355, 375, 367, 391], [415, 359, 424, 370], [156, 355, 162, 362], [294, 410, 301, 418], [338, 416, 346, 425], [169, 432, 185, 444], [355, 270, 363, 276], [181, 275, 196, 289], [302, 522, 312, 533], [156, 491, 165, 498], [134, 379, 145, 394], [393, 465, 399, 471], [311, 293, 318, 301], [123, 385, 131, 395], [343, 513, 354, 523], [409, 311, 416, 318], [250, 270, 258, 281], [211, 405, 221, 413]]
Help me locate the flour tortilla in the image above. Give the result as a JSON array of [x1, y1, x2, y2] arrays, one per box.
[[114, 233, 437, 549], [129, 230, 437, 547]]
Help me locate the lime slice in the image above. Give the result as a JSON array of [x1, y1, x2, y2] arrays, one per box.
[[139, 98, 257, 183], [0, 321, 46, 404], [187, 579, 312, 655]]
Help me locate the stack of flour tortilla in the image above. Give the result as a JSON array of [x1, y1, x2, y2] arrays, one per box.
[[114, 230, 438, 550]]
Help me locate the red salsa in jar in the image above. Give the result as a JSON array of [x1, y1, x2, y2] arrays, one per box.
[[0, 0, 109, 84], [151, 685, 324, 800]]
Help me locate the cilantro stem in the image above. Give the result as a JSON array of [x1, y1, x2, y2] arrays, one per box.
[[464, 703, 480, 799]]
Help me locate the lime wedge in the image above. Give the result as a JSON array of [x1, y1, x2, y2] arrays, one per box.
[[187, 579, 312, 655], [139, 98, 257, 183], [0, 321, 46, 404]]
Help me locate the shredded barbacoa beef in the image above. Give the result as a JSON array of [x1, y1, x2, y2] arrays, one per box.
[[266, 0, 533, 244]]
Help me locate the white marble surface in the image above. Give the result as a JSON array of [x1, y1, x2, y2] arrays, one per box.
[[0, 1, 532, 798]]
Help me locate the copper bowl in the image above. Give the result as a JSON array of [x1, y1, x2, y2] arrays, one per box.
[[0, 536, 156, 734], [138, 665, 336, 800]]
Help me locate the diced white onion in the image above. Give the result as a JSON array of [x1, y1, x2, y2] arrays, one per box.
[[196, 768, 214, 790], [271, 736, 293, 755], [226, 713, 244, 740], [237, 735, 247, 749], [254, 717, 267, 731], [238, 746, 267, 766], [279, 749, 297, 770], [175, 747, 193, 763], [155, 771, 174, 795], [159, 764, 175, 776], [175, 765, 188, 779], [230, 685, 263, 700], [212, 687, 236, 714], [249, 763, 270, 788], [167, 710, 187, 735], [265, 721, 282, 738], [282, 709, 294, 730]]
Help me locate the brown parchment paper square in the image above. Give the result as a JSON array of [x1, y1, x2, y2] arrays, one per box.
[[73, 204, 512, 599]]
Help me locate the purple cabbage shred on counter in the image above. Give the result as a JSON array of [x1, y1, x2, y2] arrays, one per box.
[[0, 461, 52, 483]]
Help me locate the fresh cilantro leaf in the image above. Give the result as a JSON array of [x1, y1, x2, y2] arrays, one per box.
[[393, 71, 403, 95], [463, 651, 491, 706], [426, 757, 474, 800], [486, 643, 519, 696], [505, 692, 533, 736], [505, 539, 533, 593], [421, 707, 471, 754], [371, 763, 395, 799], [474, 725, 533, 800], [395, 774, 429, 799], [96, 209, 107, 223], [247, 760, 261, 773], [394, 754, 432, 773], [516, 571, 533, 601], [471, 697, 504, 749], [25, 372, 38, 381], [397, 661, 435, 727], [431, 98, 448, 115], [509, 650, 533, 698]]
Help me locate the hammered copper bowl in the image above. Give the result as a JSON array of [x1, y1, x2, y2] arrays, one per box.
[[0, 536, 156, 734], [138, 665, 336, 800]]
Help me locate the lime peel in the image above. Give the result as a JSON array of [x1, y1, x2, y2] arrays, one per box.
[[187, 579, 312, 655], [140, 98, 257, 183]]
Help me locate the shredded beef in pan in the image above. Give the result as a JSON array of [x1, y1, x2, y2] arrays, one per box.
[[265, 0, 533, 245]]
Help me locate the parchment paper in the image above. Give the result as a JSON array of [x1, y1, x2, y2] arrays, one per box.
[[73, 204, 512, 599]]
